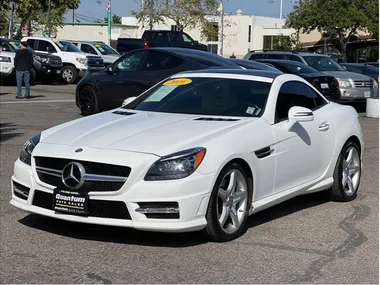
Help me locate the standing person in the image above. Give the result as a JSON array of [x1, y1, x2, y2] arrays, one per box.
[[14, 39, 34, 99]]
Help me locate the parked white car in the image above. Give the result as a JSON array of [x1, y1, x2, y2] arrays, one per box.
[[10, 69, 364, 242], [21, 37, 104, 84], [70, 40, 121, 67], [0, 50, 15, 81]]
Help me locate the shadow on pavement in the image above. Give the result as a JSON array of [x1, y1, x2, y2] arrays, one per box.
[[19, 192, 328, 246], [0, 123, 23, 143], [0, 92, 9, 96]]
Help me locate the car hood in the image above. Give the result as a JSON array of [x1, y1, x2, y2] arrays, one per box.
[[0, 51, 15, 58], [40, 109, 253, 156], [322, 71, 372, 80]]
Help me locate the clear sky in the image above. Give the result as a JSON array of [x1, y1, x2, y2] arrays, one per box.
[[65, 0, 296, 23]]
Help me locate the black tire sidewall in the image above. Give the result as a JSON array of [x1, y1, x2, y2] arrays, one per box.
[[79, 86, 98, 116], [205, 163, 252, 242]]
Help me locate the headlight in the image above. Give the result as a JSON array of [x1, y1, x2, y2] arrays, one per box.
[[19, 133, 41, 165], [337, 78, 352, 88], [35, 56, 49, 63], [144, 147, 206, 181], [0, 56, 11, 62], [76, 57, 87, 65]]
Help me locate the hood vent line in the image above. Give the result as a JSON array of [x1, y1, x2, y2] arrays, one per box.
[[112, 111, 136, 116], [194, 117, 240, 122]]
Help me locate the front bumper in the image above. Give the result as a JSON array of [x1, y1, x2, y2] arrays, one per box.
[[38, 64, 62, 76], [340, 87, 375, 101], [10, 148, 215, 233], [0, 64, 15, 79]]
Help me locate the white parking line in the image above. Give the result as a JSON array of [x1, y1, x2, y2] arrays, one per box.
[[0, 99, 75, 104]]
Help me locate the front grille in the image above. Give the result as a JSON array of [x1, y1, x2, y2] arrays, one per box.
[[32, 190, 131, 219], [34, 157, 131, 192], [354, 81, 373, 88], [86, 56, 104, 68], [49, 56, 62, 66]]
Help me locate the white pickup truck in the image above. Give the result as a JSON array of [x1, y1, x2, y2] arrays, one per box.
[[21, 37, 105, 84]]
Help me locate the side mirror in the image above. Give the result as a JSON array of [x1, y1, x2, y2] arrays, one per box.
[[122, 96, 137, 107], [286, 106, 314, 130], [106, 65, 114, 74]]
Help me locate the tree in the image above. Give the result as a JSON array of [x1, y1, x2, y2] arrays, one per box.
[[4, 0, 80, 39], [132, 0, 218, 31], [286, 0, 379, 62], [272, 33, 305, 50], [102, 14, 121, 24]]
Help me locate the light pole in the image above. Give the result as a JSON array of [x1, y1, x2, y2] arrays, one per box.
[[107, 0, 111, 46], [8, 0, 15, 39], [218, 0, 224, 57], [47, 0, 52, 37]]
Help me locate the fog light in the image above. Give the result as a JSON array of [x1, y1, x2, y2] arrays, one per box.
[[13, 181, 30, 200], [136, 202, 179, 219]]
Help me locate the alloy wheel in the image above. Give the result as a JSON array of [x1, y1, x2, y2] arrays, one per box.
[[217, 169, 248, 234], [62, 69, 73, 82], [342, 146, 361, 196]]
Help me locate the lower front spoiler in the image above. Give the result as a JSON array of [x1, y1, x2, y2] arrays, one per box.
[[10, 197, 207, 233]]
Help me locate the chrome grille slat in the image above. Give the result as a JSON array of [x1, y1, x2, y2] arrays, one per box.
[[354, 81, 373, 88]]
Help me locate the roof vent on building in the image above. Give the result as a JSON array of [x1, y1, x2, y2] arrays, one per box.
[[237, 9, 243, 15]]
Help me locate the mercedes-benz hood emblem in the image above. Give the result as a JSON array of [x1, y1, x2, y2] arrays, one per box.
[[62, 162, 85, 189]]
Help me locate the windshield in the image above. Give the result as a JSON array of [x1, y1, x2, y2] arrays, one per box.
[[0, 40, 21, 52], [94, 43, 119, 55], [53, 40, 81, 52], [303, 56, 345, 71], [275, 62, 320, 74], [125, 77, 272, 117]]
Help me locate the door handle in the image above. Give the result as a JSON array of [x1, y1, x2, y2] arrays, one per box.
[[319, 121, 330, 131]]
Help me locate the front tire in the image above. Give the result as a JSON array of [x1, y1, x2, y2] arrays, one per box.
[[62, 65, 78, 84], [328, 140, 361, 202], [204, 163, 252, 242], [78, 86, 99, 116]]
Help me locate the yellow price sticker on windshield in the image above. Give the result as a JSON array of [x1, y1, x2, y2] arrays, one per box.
[[163, 78, 192, 86], [95, 44, 101, 47], [9, 41, 15, 44]]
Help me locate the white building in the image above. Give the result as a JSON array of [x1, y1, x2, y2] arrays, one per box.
[[122, 10, 296, 58]]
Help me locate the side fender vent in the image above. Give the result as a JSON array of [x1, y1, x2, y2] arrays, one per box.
[[194, 117, 240, 122], [255, 146, 274, 159], [112, 110, 136, 116]]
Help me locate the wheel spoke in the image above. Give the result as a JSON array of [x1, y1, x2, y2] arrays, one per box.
[[233, 191, 247, 205], [346, 148, 354, 166], [218, 206, 228, 227], [349, 165, 360, 176], [218, 189, 228, 202], [347, 176, 355, 193], [226, 170, 237, 195], [342, 171, 348, 187], [229, 208, 240, 228]]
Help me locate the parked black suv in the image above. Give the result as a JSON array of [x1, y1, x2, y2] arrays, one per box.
[[0, 38, 62, 83]]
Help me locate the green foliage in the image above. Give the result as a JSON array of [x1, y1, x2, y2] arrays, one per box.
[[132, 0, 218, 31], [286, 0, 379, 61], [2, 0, 80, 38], [99, 14, 122, 24]]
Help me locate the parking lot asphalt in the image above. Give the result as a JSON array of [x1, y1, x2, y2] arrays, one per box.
[[0, 84, 378, 284]]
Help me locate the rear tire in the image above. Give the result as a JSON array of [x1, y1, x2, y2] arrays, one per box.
[[62, 65, 78, 84], [204, 163, 252, 242], [78, 86, 99, 116], [327, 140, 361, 202]]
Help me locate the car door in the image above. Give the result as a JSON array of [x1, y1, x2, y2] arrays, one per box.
[[99, 50, 147, 108], [271, 80, 336, 193]]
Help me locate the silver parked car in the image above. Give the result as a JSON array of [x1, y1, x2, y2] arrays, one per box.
[[244, 50, 376, 102], [70, 41, 121, 67]]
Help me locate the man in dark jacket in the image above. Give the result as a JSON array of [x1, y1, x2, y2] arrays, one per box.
[[14, 39, 34, 99]]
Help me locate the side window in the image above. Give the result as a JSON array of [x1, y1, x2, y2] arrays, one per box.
[[72, 42, 78, 46], [0, 41, 11, 51], [266, 54, 285, 59], [275, 81, 317, 122], [37, 40, 56, 53], [182, 33, 193, 43], [114, 51, 146, 71], [249, 53, 264, 60], [287, 55, 304, 62], [26, 39, 36, 49], [142, 51, 183, 70], [308, 85, 327, 109], [81, 44, 97, 55]]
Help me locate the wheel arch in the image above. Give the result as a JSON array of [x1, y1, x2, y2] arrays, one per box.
[[345, 135, 362, 154]]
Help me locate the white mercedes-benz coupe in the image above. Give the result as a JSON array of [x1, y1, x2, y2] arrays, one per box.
[[10, 69, 364, 242]]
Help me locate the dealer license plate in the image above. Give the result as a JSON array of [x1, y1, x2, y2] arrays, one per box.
[[364, 91, 371, 98], [53, 188, 88, 216], [320, 83, 329, 89]]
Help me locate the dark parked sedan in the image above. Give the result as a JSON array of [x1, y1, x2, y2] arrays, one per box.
[[76, 47, 241, 115], [340, 63, 379, 83], [228, 58, 280, 72], [255, 59, 341, 102]]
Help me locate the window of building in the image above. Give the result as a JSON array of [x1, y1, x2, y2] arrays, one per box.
[[171, 25, 178, 31], [263, 35, 290, 50], [248, 25, 251, 43], [207, 44, 218, 54]]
